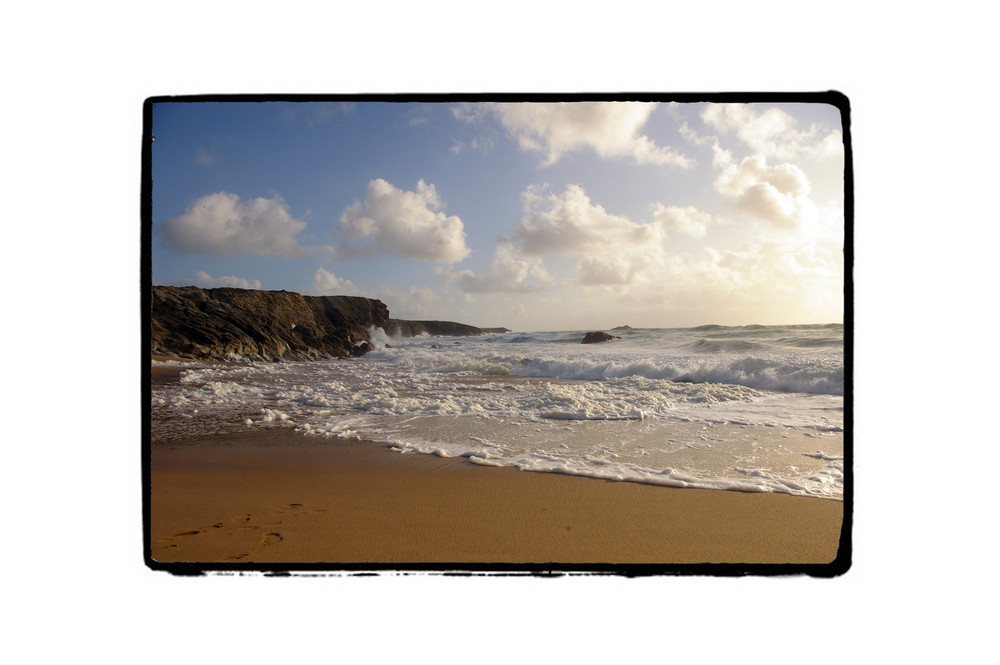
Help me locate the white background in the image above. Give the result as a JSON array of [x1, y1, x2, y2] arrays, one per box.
[[3, 2, 994, 662]]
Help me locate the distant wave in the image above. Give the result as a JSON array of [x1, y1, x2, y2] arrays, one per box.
[[776, 336, 843, 349], [690, 338, 766, 353], [426, 351, 843, 396]]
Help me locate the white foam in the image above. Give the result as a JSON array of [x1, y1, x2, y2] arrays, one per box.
[[152, 325, 845, 498]]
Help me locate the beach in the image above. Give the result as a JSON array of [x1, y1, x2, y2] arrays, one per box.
[[150, 427, 843, 565]]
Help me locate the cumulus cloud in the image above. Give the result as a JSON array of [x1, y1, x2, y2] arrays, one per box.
[[161, 192, 306, 257], [193, 271, 261, 290], [448, 243, 553, 293], [449, 183, 671, 291], [310, 267, 358, 295], [701, 104, 843, 160], [712, 145, 817, 229], [512, 184, 665, 257], [577, 253, 653, 287], [651, 204, 712, 237], [339, 179, 470, 263], [506, 184, 681, 287], [455, 102, 693, 167]]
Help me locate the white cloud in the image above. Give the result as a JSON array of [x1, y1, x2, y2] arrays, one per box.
[[577, 253, 653, 286], [701, 103, 843, 161], [310, 267, 358, 295], [193, 271, 261, 290], [161, 191, 306, 257], [506, 184, 676, 288], [651, 204, 712, 237], [450, 183, 668, 291], [449, 243, 553, 293], [339, 179, 470, 263], [449, 185, 710, 290], [457, 102, 693, 167], [678, 121, 714, 146], [712, 145, 817, 229], [512, 184, 665, 257]]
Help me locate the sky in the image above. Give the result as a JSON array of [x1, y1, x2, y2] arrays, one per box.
[[151, 98, 845, 331]]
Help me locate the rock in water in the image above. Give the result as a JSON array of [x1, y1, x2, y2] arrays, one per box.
[[581, 331, 619, 344]]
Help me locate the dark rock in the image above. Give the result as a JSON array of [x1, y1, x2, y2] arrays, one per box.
[[387, 319, 485, 337], [480, 327, 512, 334], [152, 286, 507, 362], [582, 331, 619, 344], [151, 286, 391, 361], [611, 325, 632, 331]]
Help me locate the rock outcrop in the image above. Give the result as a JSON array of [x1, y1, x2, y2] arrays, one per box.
[[387, 319, 484, 338], [151, 286, 503, 361], [152, 286, 391, 361], [581, 331, 619, 344]]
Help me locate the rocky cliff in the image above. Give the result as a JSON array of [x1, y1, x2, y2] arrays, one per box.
[[386, 319, 484, 337], [151, 286, 500, 361], [151, 286, 391, 361]]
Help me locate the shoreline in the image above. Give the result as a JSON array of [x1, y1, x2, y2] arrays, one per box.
[[149, 427, 844, 566]]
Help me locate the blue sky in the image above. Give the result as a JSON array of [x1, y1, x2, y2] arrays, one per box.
[[151, 99, 844, 330]]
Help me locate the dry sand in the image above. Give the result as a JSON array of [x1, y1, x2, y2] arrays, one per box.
[[149, 428, 844, 566]]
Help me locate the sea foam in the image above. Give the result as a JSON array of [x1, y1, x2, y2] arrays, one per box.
[[152, 324, 845, 499]]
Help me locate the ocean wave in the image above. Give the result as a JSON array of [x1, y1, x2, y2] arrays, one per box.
[[690, 338, 767, 353], [419, 350, 844, 396], [153, 323, 845, 498]]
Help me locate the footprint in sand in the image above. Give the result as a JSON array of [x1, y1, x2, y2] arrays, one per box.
[[274, 503, 328, 516], [261, 532, 283, 546], [164, 530, 201, 540], [270, 503, 307, 522], [221, 552, 250, 562]]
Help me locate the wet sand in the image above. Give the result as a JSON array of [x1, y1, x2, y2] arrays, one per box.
[[149, 428, 844, 566]]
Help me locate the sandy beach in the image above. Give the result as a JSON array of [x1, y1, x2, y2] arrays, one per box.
[[149, 427, 844, 567]]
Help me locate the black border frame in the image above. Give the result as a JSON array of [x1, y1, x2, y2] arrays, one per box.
[[142, 91, 852, 577]]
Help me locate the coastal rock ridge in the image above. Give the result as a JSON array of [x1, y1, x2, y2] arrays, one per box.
[[151, 286, 503, 361]]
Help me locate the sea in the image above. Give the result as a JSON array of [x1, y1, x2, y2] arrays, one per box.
[[151, 324, 846, 500]]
